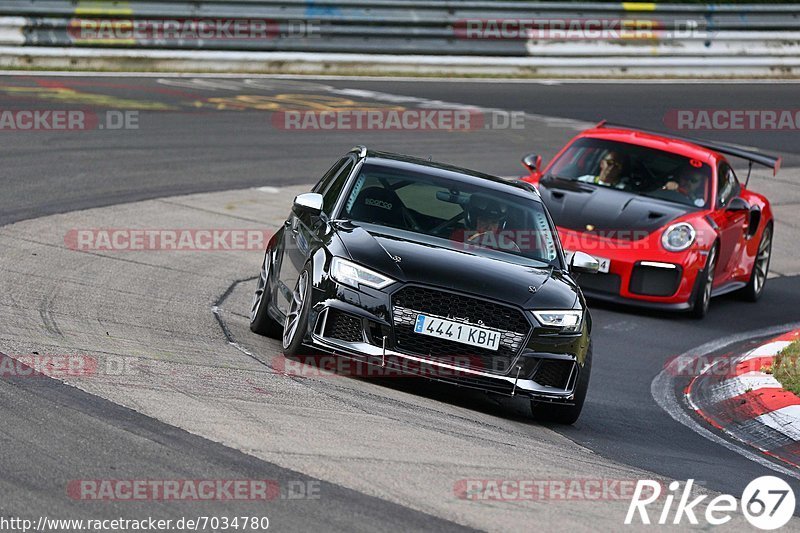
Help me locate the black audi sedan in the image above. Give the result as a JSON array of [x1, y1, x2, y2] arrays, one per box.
[[250, 146, 598, 423]]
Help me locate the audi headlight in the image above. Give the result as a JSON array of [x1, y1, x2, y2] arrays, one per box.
[[330, 257, 394, 290], [532, 310, 583, 334], [661, 222, 696, 252]]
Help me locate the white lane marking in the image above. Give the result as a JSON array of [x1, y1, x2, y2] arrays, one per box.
[[756, 406, 800, 441], [154, 76, 595, 131], [702, 372, 784, 403], [255, 186, 281, 194], [651, 322, 800, 480], [742, 340, 793, 360], [320, 86, 593, 131]]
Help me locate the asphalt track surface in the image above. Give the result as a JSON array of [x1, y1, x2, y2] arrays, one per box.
[[2, 74, 800, 528]]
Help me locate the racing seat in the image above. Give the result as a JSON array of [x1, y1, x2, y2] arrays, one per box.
[[349, 186, 406, 228]]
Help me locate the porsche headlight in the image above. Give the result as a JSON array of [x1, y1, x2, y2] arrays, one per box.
[[532, 310, 583, 334], [330, 257, 394, 290], [661, 222, 696, 252]]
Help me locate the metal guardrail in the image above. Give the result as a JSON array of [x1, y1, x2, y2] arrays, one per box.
[[0, 1, 798, 73]]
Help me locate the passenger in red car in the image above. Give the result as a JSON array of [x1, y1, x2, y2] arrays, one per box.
[[577, 151, 628, 189]]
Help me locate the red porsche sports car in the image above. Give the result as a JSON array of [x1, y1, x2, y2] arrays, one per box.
[[520, 121, 779, 318]]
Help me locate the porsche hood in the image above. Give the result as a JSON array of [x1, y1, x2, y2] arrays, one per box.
[[538, 177, 691, 237]]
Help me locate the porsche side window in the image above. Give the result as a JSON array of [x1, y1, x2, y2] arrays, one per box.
[[717, 163, 739, 208], [322, 159, 355, 215]]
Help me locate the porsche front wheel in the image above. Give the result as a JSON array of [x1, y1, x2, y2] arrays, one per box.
[[690, 245, 717, 319], [741, 224, 772, 302]]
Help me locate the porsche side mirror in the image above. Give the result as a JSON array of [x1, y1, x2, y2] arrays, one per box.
[[293, 193, 323, 217], [522, 153, 542, 173], [726, 197, 750, 212], [570, 251, 600, 274]]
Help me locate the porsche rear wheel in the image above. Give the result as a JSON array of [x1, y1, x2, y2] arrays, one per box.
[[530, 344, 592, 425], [690, 245, 717, 319], [741, 224, 772, 302]]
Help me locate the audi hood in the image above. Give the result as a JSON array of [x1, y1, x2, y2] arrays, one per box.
[[332, 222, 580, 310]]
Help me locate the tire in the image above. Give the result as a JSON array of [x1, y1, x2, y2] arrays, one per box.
[[690, 245, 717, 319], [530, 343, 592, 425], [250, 250, 283, 338], [740, 224, 772, 302], [281, 265, 313, 357]]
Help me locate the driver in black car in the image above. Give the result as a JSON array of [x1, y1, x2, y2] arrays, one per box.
[[465, 194, 521, 253]]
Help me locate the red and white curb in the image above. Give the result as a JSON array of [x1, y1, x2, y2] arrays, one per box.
[[686, 329, 800, 468]]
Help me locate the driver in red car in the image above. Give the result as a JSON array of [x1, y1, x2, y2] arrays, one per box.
[[661, 168, 707, 207]]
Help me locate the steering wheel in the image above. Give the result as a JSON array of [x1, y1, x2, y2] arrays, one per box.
[[430, 212, 466, 236]]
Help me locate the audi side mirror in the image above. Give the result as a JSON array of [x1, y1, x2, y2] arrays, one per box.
[[292, 193, 323, 217], [570, 251, 599, 274]]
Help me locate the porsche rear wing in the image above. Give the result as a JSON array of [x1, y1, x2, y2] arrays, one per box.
[[596, 120, 781, 177]]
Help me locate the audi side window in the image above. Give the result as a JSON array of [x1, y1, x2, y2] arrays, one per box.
[[322, 159, 355, 215], [312, 157, 347, 195]]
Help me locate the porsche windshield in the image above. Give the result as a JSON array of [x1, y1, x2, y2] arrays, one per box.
[[547, 138, 712, 208], [341, 163, 560, 266]]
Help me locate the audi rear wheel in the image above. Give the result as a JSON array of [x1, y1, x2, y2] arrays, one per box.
[[250, 250, 283, 338]]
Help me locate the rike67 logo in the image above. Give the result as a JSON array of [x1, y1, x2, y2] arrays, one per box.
[[626, 476, 795, 530]]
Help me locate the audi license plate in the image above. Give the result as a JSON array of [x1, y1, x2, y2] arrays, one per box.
[[413, 314, 500, 351]]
